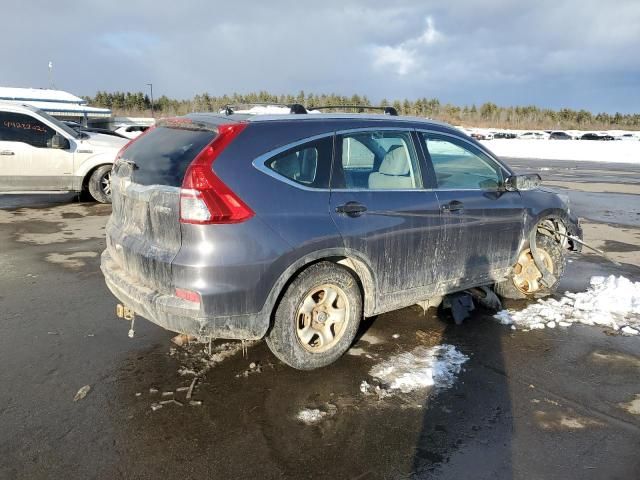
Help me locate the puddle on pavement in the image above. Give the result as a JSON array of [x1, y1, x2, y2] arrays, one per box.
[[589, 350, 640, 370], [602, 240, 640, 253], [0, 203, 110, 245]]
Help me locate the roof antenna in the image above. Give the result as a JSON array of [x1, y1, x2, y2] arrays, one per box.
[[48, 61, 55, 89]]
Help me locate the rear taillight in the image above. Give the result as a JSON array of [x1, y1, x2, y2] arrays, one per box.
[[179, 123, 253, 224]]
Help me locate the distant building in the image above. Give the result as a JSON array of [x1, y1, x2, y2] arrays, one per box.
[[0, 87, 111, 125]]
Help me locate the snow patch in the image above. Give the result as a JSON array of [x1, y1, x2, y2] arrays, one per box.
[[366, 344, 468, 395], [481, 138, 640, 163], [297, 408, 327, 424], [495, 275, 640, 335], [297, 404, 338, 425]]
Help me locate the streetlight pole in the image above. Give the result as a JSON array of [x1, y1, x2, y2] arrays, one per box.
[[146, 83, 154, 118]]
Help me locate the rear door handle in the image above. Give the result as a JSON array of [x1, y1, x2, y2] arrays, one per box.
[[442, 200, 464, 213], [336, 201, 367, 217], [0, 150, 15, 156]]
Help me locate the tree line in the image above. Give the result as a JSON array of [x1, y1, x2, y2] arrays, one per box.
[[83, 90, 640, 130]]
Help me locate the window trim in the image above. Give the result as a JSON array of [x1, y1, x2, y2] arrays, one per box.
[[251, 126, 514, 193], [331, 127, 426, 192], [252, 132, 335, 192], [416, 129, 513, 192]]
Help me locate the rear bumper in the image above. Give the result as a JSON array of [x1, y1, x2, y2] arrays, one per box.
[[100, 249, 269, 339]]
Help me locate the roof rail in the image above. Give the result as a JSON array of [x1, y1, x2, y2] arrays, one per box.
[[308, 105, 399, 116], [222, 103, 308, 115]]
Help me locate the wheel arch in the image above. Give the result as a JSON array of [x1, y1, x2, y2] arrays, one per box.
[[524, 208, 578, 251], [81, 163, 112, 192], [264, 249, 377, 323]]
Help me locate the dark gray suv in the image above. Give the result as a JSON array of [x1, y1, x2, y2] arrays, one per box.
[[101, 111, 581, 369]]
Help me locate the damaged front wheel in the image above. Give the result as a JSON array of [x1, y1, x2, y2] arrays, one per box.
[[495, 235, 566, 300]]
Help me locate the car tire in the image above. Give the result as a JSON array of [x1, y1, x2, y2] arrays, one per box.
[[266, 262, 362, 370], [87, 165, 113, 203], [495, 234, 566, 300]]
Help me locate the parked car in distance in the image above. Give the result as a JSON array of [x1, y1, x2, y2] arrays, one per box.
[[0, 102, 127, 202], [493, 132, 517, 139], [580, 133, 614, 141], [470, 131, 494, 140], [63, 121, 129, 139], [618, 133, 639, 141], [549, 131, 573, 140], [114, 124, 150, 139], [518, 131, 549, 140], [101, 109, 582, 370]]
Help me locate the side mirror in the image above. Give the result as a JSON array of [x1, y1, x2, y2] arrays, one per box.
[[51, 133, 70, 150], [504, 173, 541, 191]]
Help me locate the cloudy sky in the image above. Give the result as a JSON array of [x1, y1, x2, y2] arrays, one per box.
[[3, 0, 639, 112]]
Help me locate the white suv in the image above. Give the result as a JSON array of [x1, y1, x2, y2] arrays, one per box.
[[0, 102, 128, 203]]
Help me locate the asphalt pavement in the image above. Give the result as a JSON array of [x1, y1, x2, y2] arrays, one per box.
[[1, 161, 639, 480]]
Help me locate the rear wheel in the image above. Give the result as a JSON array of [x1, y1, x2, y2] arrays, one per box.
[[495, 234, 565, 300], [266, 262, 362, 370], [87, 165, 112, 203]]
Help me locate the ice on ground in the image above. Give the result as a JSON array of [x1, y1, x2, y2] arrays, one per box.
[[297, 408, 328, 424], [495, 275, 640, 335], [297, 408, 326, 424], [367, 344, 469, 394]]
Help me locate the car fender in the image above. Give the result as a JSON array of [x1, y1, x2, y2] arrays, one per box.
[[74, 151, 118, 189], [520, 189, 582, 251], [262, 247, 378, 319]]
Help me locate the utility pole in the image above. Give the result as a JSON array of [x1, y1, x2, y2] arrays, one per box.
[[146, 83, 154, 118]]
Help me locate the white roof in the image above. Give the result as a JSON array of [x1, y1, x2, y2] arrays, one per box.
[[0, 86, 111, 117], [24, 100, 110, 114], [0, 87, 85, 104]]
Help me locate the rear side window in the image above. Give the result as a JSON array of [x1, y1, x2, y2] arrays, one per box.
[[0, 112, 56, 148], [120, 126, 216, 187], [265, 136, 333, 188]]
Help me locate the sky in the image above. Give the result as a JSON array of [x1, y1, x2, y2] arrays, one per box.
[[2, 0, 639, 113]]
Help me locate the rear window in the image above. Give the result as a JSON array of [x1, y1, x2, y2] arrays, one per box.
[[120, 126, 216, 187]]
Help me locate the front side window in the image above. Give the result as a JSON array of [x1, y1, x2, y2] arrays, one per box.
[[333, 131, 422, 190], [0, 112, 57, 148], [421, 133, 504, 190], [265, 136, 333, 188]]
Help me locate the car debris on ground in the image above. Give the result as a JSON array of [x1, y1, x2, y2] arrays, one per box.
[[441, 286, 503, 324], [170, 334, 198, 347], [73, 385, 91, 402]]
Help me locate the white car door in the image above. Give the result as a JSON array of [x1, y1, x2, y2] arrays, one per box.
[[0, 111, 75, 191]]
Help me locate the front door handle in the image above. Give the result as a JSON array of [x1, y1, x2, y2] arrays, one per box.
[[336, 201, 367, 217], [0, 150, 15, 156], [442, 200, 464, 213]]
